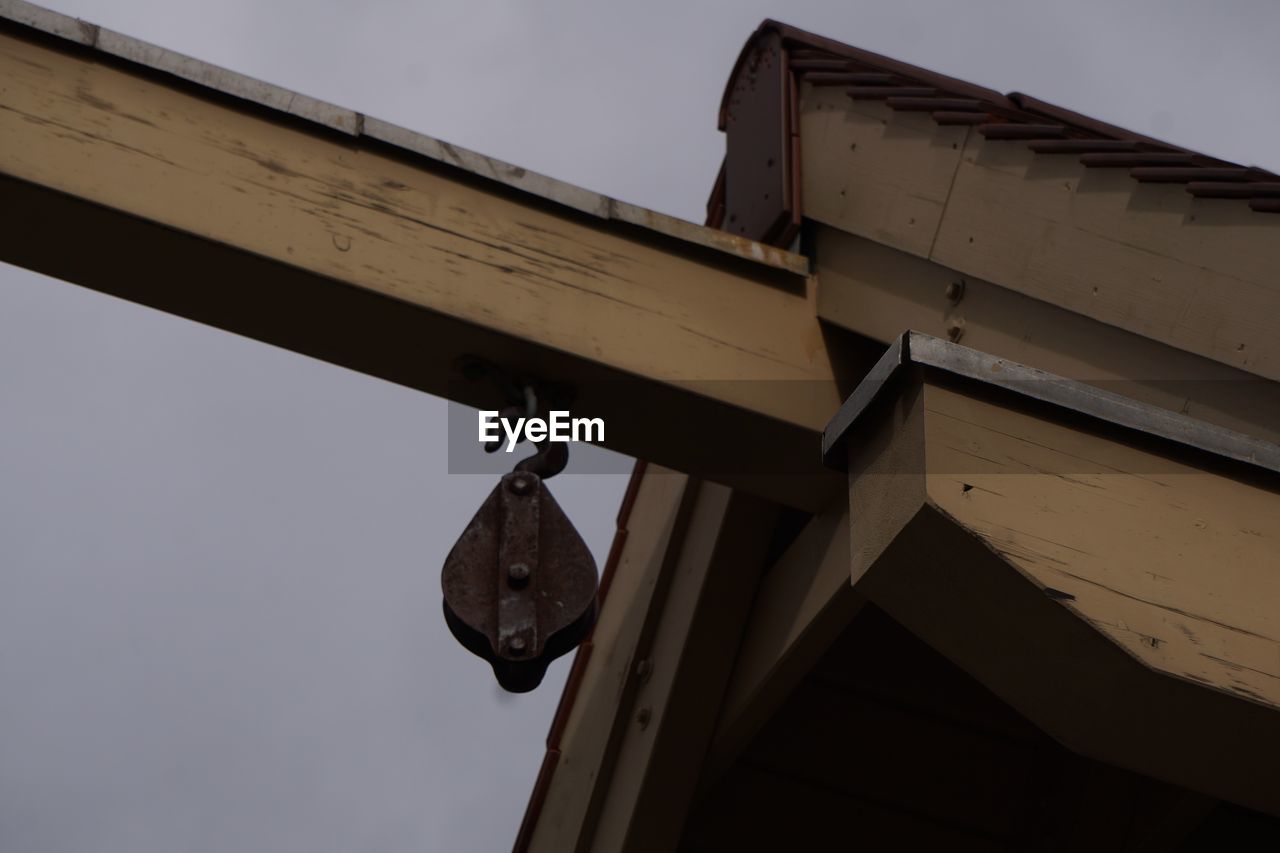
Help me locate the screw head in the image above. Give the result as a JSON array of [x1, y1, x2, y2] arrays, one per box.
[[944, 280, 965, 303], [508, 475, 534, 496], [635, 706, 652, 729], [508, 563, 530, 588], [507, 636, 527, 657], [635, 658, 653, 683]]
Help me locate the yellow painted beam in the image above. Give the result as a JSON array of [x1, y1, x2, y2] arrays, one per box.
[[923, 382, 1280, 711], [799, 81, 1280, 382], [701, 506, 859, 786], [0, 21, 849, 507], [813, 229, 1280, 444], [839, 364, 1280, 814], [592, 485, 776, 853], [525, 469, 778, 853], [527, 467, 693, 853]]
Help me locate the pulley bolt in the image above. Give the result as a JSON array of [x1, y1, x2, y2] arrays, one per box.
[[507, 636, 528, 657], [509, 475, 534, 496], [508, 562, 530, 588]]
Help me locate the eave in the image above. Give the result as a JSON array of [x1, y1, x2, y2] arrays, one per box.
[[711, 20, 1280, 382]]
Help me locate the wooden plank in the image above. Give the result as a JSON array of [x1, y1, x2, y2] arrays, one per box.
[[527, 467, 693, 851], [683, 764, 1008, 852], [923, 383, 1280, 711], [0, 1, 814, 270], [839, 371, 1280, 814], [848, 375, 929, 585], [588, 487, 779, 853], [808, 604, 1045, 746], [697, 602, 1218, 850], [528, 475, 781, 852], [803, 605, 1218, 849], [862, 501, 1280, 816], [701, 505, 860, 784], [1073, 769, 1217, 852], [930, 135, 1280, 380], [799, 83, 968, 258], [0, 26, 849, 509], [814, 229, 1280, 443], [743, 679, 1041, 838], [800, 89, 1280, 382]]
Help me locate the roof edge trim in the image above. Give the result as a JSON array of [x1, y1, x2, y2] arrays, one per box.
[[823, 332, 1280, 476], [0, 0, 809, 275]]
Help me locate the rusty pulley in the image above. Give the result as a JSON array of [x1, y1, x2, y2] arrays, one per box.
[[442, 376, 598, 693]]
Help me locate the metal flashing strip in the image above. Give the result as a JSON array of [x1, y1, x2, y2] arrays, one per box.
[[0, 0, 809, 276], [823, 331, 1280, 475]]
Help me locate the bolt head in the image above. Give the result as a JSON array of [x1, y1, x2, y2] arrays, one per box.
[[508, 475, 534, 496], [635, 658, 653, 683], [507, 636, 527, 656], [508, 563, 531, 587]]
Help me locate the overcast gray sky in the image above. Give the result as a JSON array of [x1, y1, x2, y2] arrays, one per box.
[[3, 1, 1279, 851]]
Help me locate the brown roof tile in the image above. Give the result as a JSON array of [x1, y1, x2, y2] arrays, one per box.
[[708, 20, 1280, 242]]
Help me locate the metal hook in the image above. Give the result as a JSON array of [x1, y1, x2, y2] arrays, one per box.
[[464, 361, 569, 480], [516, 435, 568, 479], [444, 357, 594, 692], [506, 383, 568, 479]]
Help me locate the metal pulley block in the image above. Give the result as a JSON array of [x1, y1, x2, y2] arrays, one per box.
[[442, 469, 598, 692], [442, 366, 597, 693]]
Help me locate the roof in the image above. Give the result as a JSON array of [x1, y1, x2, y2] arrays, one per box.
[[708, 20, 1280, 246], [821, 332, 1280, 475], [0, 0, 808, 275]]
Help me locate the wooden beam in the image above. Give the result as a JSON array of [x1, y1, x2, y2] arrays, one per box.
[[692, 601, 1220, 850], [685, 765, 1009, 852], [0, 18, 850, 509], [525, 470, 780, 852], [742, 679, 1042, 840], [932, 133, 1280, 381], [589, 487, 778, 853], [831, 345, 1280, 814], [526, 466, 695, 852], [861, 502, 1280, 815], [799, 81, 1280, 382], [922, 381, 1280, 707], [700, 505, 861, 785], [813, 229, 1280, 444], [799, 83, 968, 259]]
